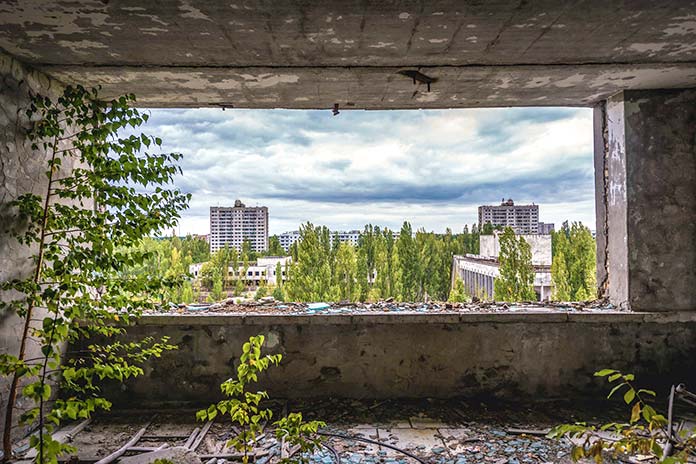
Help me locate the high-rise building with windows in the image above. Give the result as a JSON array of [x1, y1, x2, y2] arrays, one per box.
[[209, 200, 268, 253], [478, 199, 540, 234]]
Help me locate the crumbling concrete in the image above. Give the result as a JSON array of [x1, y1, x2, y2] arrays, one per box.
[[0, 51, 73, 442], [75, 311, 696, 405], [598, 89, 696, 311], [0, 2, 695, 108]]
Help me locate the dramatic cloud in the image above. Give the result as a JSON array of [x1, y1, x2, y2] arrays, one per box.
[[137, 107, 595, 235]]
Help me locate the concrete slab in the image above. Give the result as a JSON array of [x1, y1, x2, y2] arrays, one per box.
[[409, 416, 448, 429], [2, 2, 696, 108], [377, 427, 444, 454]]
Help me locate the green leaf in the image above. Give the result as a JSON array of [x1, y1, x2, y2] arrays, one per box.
[[594, 369, 617, 377], [623, 388, 635, 404], [607, 382, 627, 399]]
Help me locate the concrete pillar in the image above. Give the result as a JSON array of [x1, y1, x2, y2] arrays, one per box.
[[0, 53, 82, 441], [596, 89, 696, 311]]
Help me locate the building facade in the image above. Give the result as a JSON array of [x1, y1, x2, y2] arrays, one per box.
[[451, 233, 553, 301], [277, 229, 362, 252], [278, 230, 301, 252], [538, 222, 555, 235], [189, 256, 290, 286], [478, 199, 540, 234], [209, 200, 268, 253]]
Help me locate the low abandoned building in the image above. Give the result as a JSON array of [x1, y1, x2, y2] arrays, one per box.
[[452, 234, 553, 301]]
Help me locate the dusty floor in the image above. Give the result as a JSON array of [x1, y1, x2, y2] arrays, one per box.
[[15, 398, 648, 463]]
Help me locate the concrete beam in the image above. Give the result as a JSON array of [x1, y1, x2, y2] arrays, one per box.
[[1, 1, 695, 108], [598, 88, 696, 311], [33, 63, 696, 109]]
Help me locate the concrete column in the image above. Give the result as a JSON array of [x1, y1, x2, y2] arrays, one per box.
[[596, 89, 696, 311], [0, 53, 62, 441]]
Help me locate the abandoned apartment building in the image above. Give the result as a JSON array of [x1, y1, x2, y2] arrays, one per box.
[[452, 234, 553, 301], [1, 1, 696, 463]]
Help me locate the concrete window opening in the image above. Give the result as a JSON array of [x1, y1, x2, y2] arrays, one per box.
[[129, 106, 596, 306], [1, 3, 695, 458]]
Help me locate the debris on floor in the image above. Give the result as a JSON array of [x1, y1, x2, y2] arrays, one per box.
[[12, 398, 644, 463]]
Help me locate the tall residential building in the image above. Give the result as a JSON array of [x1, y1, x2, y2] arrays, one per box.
[[209, 200, 268, 253], [478, 199, 539, 234]]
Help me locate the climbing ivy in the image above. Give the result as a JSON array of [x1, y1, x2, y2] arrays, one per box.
[[0, 85, 189, 462]]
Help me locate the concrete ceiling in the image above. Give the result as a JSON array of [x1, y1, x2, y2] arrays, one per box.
[[1, 0, 696, 108]]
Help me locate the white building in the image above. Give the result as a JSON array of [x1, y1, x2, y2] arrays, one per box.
[[451, 233, 553, 301], [278, 230, 301, 251], [478, 199, 540, 234], [210, 200, 268, 253], [479, 234, 552, 266], [277, 229, 362, 251], [331, 230, 361, 247], [189, 256, 291, 286]]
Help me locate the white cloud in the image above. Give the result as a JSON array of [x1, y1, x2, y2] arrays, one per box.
[[134, 107, 595, 235]]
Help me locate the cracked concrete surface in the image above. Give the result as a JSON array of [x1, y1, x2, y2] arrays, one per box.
[[1, 1, 695, 107]]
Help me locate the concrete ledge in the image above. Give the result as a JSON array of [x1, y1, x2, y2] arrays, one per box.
[[133, 310, 696, 326], [77, 310, 696, 405]]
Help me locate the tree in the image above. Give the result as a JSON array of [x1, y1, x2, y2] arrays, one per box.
[[494, 228, 536, 301], [333, 242, 359, 301], [395, 222, 420, 301], [551, 222, 597, 301], [284, 223, 332, 301], [448, 277, 469, 303], [267, 235, 285, 256], [0, 86, 185, 461], [208, 272, 225, 302]]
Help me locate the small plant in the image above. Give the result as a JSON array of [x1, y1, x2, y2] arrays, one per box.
[[549, 369, 696, 463], [197, 335, 325, 464]]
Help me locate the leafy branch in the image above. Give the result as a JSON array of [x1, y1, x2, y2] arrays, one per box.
[[1, 85, 189, 462], [549, 369, 696, 463]]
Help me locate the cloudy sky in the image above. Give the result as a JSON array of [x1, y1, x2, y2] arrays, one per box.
[[141, 107, 596, 236]]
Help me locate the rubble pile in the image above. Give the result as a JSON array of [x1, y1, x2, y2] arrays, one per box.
[[150, 297, 617, 316]]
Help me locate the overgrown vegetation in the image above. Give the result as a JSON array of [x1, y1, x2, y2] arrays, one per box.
[[494, 227, 536, 301], [282, 221, 481, 302], [0, 86, 188, 462], [551, 221, 597, 301], [550, 369, 696, 463], [197, 335, 324, 464]]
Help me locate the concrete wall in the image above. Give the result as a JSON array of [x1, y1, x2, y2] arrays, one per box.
[[480, 234, 552, 266], [600, 89, 696, 311], [0, 52, 70, 441], [79, 312, 696, 406]]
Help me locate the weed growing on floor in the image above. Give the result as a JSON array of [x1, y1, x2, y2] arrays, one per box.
[[197, 335, 324, 464], [550, 369, 696, 463]]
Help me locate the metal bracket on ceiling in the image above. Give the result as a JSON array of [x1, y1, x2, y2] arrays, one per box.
[[398, 70, 437, 92]]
